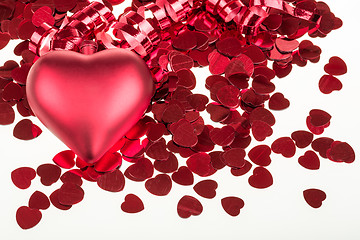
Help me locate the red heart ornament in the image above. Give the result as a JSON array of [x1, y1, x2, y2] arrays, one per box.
[[27, 49, 154, 163]]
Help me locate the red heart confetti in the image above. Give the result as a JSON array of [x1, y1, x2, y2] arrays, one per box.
[[298, 150, 320, 170], [193, 179, 218, 199], [172, 166, 194, 186], [324, 56, 347, 76], [58, 183, 85, 205], [222, 148, 246, 168], [60, 171, 83, 186], [311, 137, 334, 159], [271, 137, 296, 158], [97, 169, 125, 192], [231, 160, 253, 177], [121, 194, 144, 214], [52, 150, 76, 169], [248, 167, 273, 189], [303, 189, 326, 208], [13, 119, 42, 140], [145, 174, 172, 196], [37, 164, 61, 186], [154, 153, 179, 173], [177, 195, 203, 218], [0, 0, 357, 229], [248, 145, 272, 166], [28, 191, 50, 210], [251, 120, 273, 141], [0, 103, 15, 125], [49, 189, 72, 211], [319, 75, 342, 94], [11, 167, 36, 189], [16, 206, 42, 229], [124, 157, 154, 182], [186, 152, 213, 177], [221, 196, 245, 217], [291, 130, 314, 148], [327, 141, 355, 163], [269, 92, 290, 110]]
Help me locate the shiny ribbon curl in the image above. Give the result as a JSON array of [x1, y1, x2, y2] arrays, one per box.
[[29, 0, 323, 77]]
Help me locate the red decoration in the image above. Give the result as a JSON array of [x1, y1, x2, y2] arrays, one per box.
[[0, 0, 356, 230], [27, 49, 154, 163]]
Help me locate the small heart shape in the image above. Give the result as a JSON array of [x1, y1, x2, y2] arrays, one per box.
[[145, 174, 172, 196], [11, 167, 36, 189], [251, 120, 273, 141], [16, 206, 42, 229], [299, 40, 321, 60], [94, 151, 122, 173], [177, 195, 203, 218], [271, 137, 296, 158], [171, 166, 194, 186], [58, 183, 85, 205], [52, 150, 76, 169], [306, 116, 328, 135], [319, 75, 342, 94], [186, 152, 213, 177], [49, 189, 72, 211], [121, 194, 144, 213], [28, 191, 50, 210], [13, 119, 42, 140], [269, 92, 290, 110], [36, 164, 61, 186], [209, 125, 236, 147], [248, 145, 272, 166], [231, 160, 253, 176], [221, 196, 245, 216], [324, 56, 347, 76], [291, 130, 313, 148], [193, 179, 218, 199], [222, 148, 246, 168], [273, 62, 292, 78], [311, 137, 334, 158], [327, 141, 355, 163], [97, 169, 125, 192], [303, 188, 326, 208], [298, 150, 320, 170], [154, 153, 179, 173], [0, 32, 11, 50], [309, 109, 331, 127], [124, 158, 154, 182], [248, 167, 273, 189]]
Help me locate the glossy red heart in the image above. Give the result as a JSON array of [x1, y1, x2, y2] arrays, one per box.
[[36, 163, 61, 186], [193, 179, 218, 199], [171, 166, 194, 186], [251, 120, 273, 141], [269, 92, 290, 110], [28, 191, 50, 210], [291, 130, 313, 148], [324, 56, 347, 76], [298, 150, 320, 170], [303, 188, 326, 208], [177, 195, 203, 218], [27, 49, 154, 163], [145, 174, 172, 196], [121, 194, 144, 213], [221, 196, 245, 216], [319, 75, 342, 94], [271, 137, 296, 158], [248, 145, 272, 166], [11, 167, 36, 189], [16, 206, 42, 229], [248, 167, 273, 189]]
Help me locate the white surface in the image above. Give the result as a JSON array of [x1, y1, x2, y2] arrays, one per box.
[[1, 0, 360, 239]]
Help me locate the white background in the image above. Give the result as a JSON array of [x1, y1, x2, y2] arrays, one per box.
[[1, 0, 360, 239]]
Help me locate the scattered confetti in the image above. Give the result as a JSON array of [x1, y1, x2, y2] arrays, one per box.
[[177, 195, 203, 218], [221, 196, 244, 217], [121, 194, 144, 214], [11, 167, 36, 189], [303, 189, 326, 208], [16, 206, 42, 229]]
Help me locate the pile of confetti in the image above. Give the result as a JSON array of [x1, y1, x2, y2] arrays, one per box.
[[0, 0, 355, 229]]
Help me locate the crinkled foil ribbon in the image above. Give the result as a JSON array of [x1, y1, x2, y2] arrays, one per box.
[[29, 0, 322, 82]]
